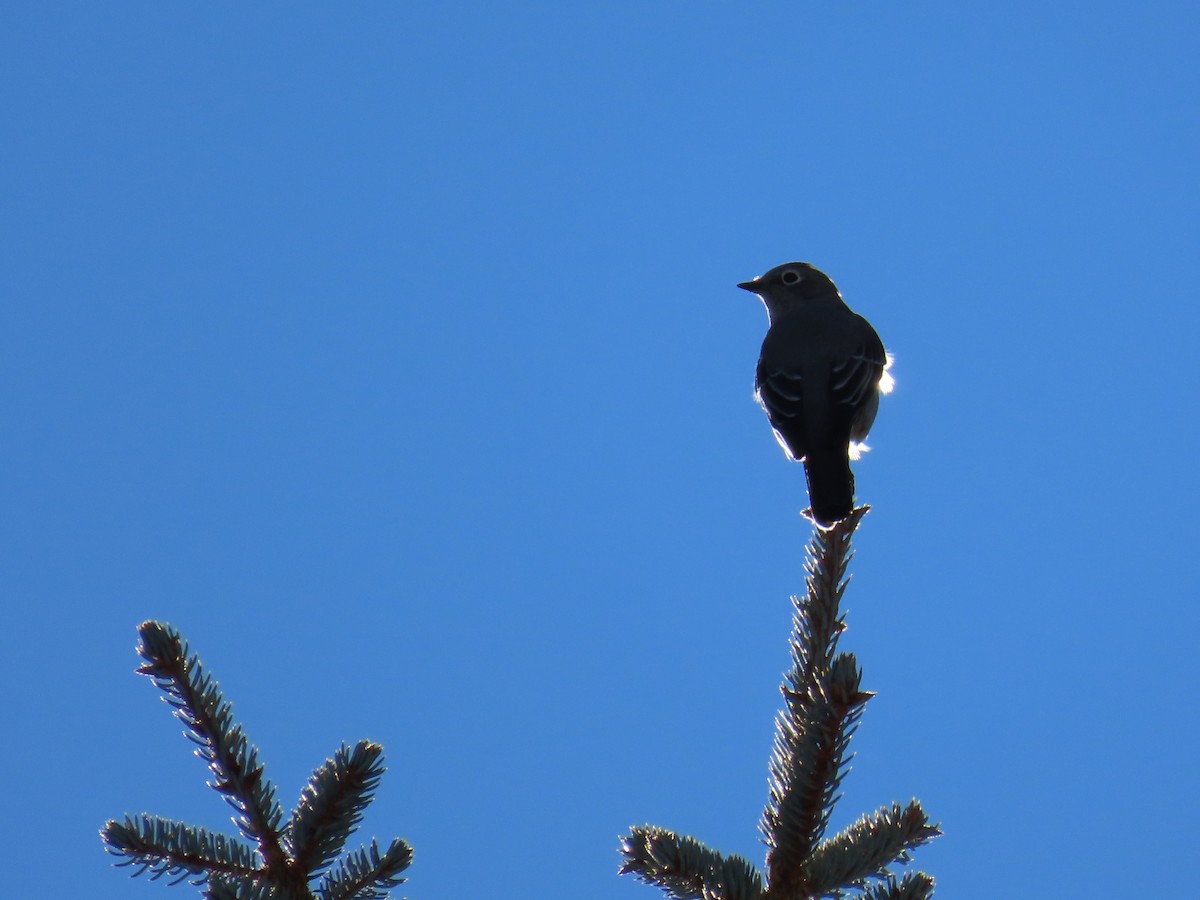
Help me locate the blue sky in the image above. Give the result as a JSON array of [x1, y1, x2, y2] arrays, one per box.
[[3, 4, 1198, 898]]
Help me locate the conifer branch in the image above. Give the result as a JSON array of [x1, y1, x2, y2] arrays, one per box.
[[287, 741, 386, 878], [787, 509, 863, 700], [804, 801, 941, 895], [762, 510, 871, 892], [135, 621, 287, 868], [857, 871, 936, 900], [102, 814, 259, 884], [619, 826, 763, 900], [619, 506, 939, 899], [317, 838, 413, 900], [103, 621, 413, 900]]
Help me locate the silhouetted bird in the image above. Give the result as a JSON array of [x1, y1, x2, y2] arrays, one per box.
[[738, 262, 891, 527]]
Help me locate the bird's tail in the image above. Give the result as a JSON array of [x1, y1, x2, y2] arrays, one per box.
[[803, 446, 855, 528]]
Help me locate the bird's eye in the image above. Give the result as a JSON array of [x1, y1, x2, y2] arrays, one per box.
[[781, 269, 802, 286]]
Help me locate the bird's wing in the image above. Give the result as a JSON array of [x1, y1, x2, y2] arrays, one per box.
[[831, 317, 887, 410], [839, 317, 888, 446], [755, 362, 808, 461], [755, 366, 805, 421]]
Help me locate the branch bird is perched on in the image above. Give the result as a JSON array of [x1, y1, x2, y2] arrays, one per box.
[[738, 262, 892, 528]]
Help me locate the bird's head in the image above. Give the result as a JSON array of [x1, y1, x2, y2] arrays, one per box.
[[737, 262, 841, 315]]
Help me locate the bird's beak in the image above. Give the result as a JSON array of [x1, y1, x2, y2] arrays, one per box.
[[737, 279, 761, 293]]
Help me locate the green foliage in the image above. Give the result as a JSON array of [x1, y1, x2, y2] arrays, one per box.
[[101, 621, 413, 900], [620, 509, 939, 899], [102, 510, 937, 899], [319, 839, 413, 900], [619, 827, 763, 900]]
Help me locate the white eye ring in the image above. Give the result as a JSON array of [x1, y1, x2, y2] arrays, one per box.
[[781, 269, 802, 286]]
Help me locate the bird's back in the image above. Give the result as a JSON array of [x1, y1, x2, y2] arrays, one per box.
[[755, 301, 865, 458]]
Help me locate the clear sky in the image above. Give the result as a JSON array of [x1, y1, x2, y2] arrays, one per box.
[[4, 4, 1198, 898]]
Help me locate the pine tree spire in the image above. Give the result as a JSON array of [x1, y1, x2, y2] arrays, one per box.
[[619, 509, 940, 900]]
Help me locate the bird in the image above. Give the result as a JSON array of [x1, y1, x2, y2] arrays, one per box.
[[738, 262, 891, 528]]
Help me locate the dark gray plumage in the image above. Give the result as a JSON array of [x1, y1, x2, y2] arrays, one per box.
[[738, 262, 890, 527]]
